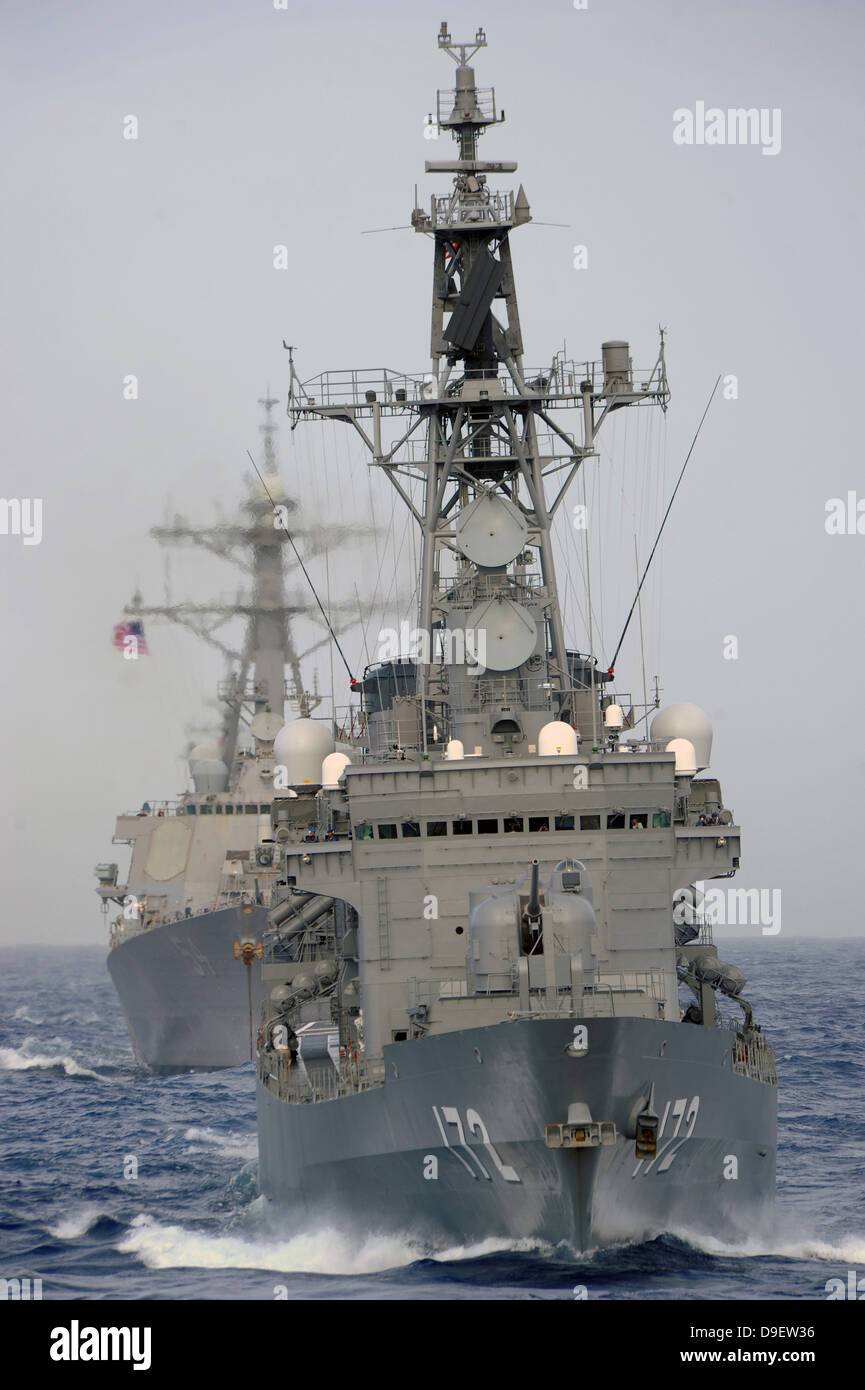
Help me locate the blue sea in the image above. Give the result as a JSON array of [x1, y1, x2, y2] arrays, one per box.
[[1, 939, 863, 1301]]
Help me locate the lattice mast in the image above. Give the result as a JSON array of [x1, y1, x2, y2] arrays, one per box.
[[126, 397, 330, 764], [288, 22, 669, 751]]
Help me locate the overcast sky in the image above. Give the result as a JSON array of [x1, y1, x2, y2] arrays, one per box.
[[1, 0, 862, 945]]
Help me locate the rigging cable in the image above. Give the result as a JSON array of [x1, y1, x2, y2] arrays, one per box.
[[245, 449, 356, 684], [606, 374, 721, 676]]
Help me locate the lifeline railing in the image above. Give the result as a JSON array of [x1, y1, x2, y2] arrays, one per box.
[[730, 1026, 777, 1086], [258, 1045, 386, 1105]]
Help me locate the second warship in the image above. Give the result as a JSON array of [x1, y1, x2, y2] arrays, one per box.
[[95, 402, 364, 1071]]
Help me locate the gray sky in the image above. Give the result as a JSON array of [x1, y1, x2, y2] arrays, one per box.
[[1, 0, 862, 944]]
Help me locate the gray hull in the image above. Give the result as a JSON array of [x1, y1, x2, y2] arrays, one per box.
[[257, 1016, 776, 1250], [107, 906, 268, 1072]]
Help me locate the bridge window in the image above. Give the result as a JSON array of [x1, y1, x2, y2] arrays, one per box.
[[629, 813, 648, 830], [377, 824, 398, 839], [185, 805, 196, 815], [504, 816, 524, 833], [580, 814, 601, 830], [215, 805, 223, 814], [529, 817, 550, 832], [555, 814, 575, 830], [607, 812, 626, 830], [652, 811, 671, 828], [354, 824, 373, 841], [224, 804, 234, 815], [244, 804, 258, 815], [401, 821, 420, 837], [453, 820, 473, 835], [259, 804, 271, 815], [478, 818, 499, 834], [426, 821, 447, 837], [199, 805, 213, 815]]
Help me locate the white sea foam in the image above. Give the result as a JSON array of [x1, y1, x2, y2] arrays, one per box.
[[12, 1005, 44, 1025], [48, 1206, 105, 1240], [668, 1225, 865, 1265], [116, 1213, 545, 1276], [182, 1127, 258, 1161], [0, 1044, 114, 1082]]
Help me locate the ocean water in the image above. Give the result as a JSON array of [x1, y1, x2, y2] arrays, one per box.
[[0, 939, 863, 1301]]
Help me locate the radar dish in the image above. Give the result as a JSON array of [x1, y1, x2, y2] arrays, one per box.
[[251, 712, 284, 743], [466, 597, 537, 671], [455, 493, 529, 568]]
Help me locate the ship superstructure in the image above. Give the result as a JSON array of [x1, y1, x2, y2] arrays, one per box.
[[95, 401, 365, 1071], [252, 24, 777, 1250]]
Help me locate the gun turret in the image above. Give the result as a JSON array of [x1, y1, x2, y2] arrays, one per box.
[[522, 859, 542, 943]]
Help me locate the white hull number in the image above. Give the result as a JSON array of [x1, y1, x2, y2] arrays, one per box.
[[432, 1106, 521, 1183], [633, 1096, 700, 1178]]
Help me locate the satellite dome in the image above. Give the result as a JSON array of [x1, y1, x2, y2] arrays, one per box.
[[604, 703, 624, 731], [322, 751, 351, 788], [191, 759, 229, 794], [273, 718, 334, 787], [538, 721, 579, 756], [188, 743, 220, 770], [664, 738, 697, 777], [651, 703, 713, 770]]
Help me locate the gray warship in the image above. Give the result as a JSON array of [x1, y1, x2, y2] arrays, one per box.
[[95, 400, 363, 1072], [254, 24, 777, 1251]]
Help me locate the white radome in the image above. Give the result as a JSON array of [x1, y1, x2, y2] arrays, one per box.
[[273, 718, 335, 786], [604, 703, 625, 731], [665, 738, 697, 777], [188, 743, 220, 770], [538, 721, 579, 756], [321, 752, 351, 788], [651, 703, 713, 770]]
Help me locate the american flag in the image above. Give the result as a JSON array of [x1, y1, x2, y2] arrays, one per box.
[[112, 619, 149, 656]]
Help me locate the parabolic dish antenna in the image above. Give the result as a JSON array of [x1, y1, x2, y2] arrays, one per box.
[[251, 711, 285, 743], [466, 596, 537, 671], [454, 493, 529, 568]]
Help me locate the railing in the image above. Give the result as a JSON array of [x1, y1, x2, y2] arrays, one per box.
[[436, 572, 544, 597], [594, 969, 666, 1001], [408, 975, 471, 1008], [258, 1048, 386, 1104], [399, 430, 568, 465], [333, 707, 367, 744], [430, 188, 514, 229], [290, 360, 666, 420], [730, 1027, 777, 1086], [436, 86, 498, 127], [109, 920, 143, 949], [291, 367, 426, 412], [119, 800, 184, 819], [405, 968, 664, 1012], [108, 893, 267, 950]]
